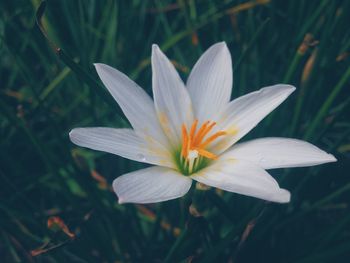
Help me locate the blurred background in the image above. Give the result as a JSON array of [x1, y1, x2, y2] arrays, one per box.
[[0, 0, 349, 262]]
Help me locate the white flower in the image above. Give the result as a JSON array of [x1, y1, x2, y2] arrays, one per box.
[[69, 42, 336, 204]]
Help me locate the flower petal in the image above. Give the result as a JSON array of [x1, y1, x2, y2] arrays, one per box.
[[113, 166, 192, 204], [151, 44, 194, 147], [187, 42, 232, 122], [222, 137, 337, 169], [94, 63, 169, 148], [211, 84, 296, 153], [191, 159, 290, 203], [69, 128, 174, 168]]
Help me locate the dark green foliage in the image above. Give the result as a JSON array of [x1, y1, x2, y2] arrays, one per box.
[[0, 0, 349, 262]]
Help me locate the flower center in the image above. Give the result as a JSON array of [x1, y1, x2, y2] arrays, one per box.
[[178, 119, 226, 175]]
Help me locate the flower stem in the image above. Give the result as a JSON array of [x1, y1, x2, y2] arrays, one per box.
[[164, 185, 195, 262]]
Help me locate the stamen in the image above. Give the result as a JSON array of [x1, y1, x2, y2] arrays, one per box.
[[189, 119, 198, 139], [187, 135, 192, 157], [199, 131, 227, 148], [193, 121, 216, 145], [195, 148, 218, 160], [181, 124, 188, 158], [187, 150, 198, 173], [192, 121, 210, 145]]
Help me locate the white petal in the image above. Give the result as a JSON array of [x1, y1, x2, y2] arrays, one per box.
[[211, 84, 296, 153], [94, 63, 169, 148], [113, 166, 192, 204], [69, 128, 174, 168], [222, 137, 337, 169], [151, 44, 194, 147], [191, 159, 290, 203], [187, 42, 232, 122]]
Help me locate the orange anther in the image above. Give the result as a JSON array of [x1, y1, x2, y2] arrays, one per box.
[[189, 119, 198, 140], [181, 124, 189, 158], [199, 131, 227, 148], [195, 148, 218, 160], [194, 121, 216, 145]]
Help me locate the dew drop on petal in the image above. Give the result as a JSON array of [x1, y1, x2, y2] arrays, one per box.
[[137, 153, 147, 161]]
